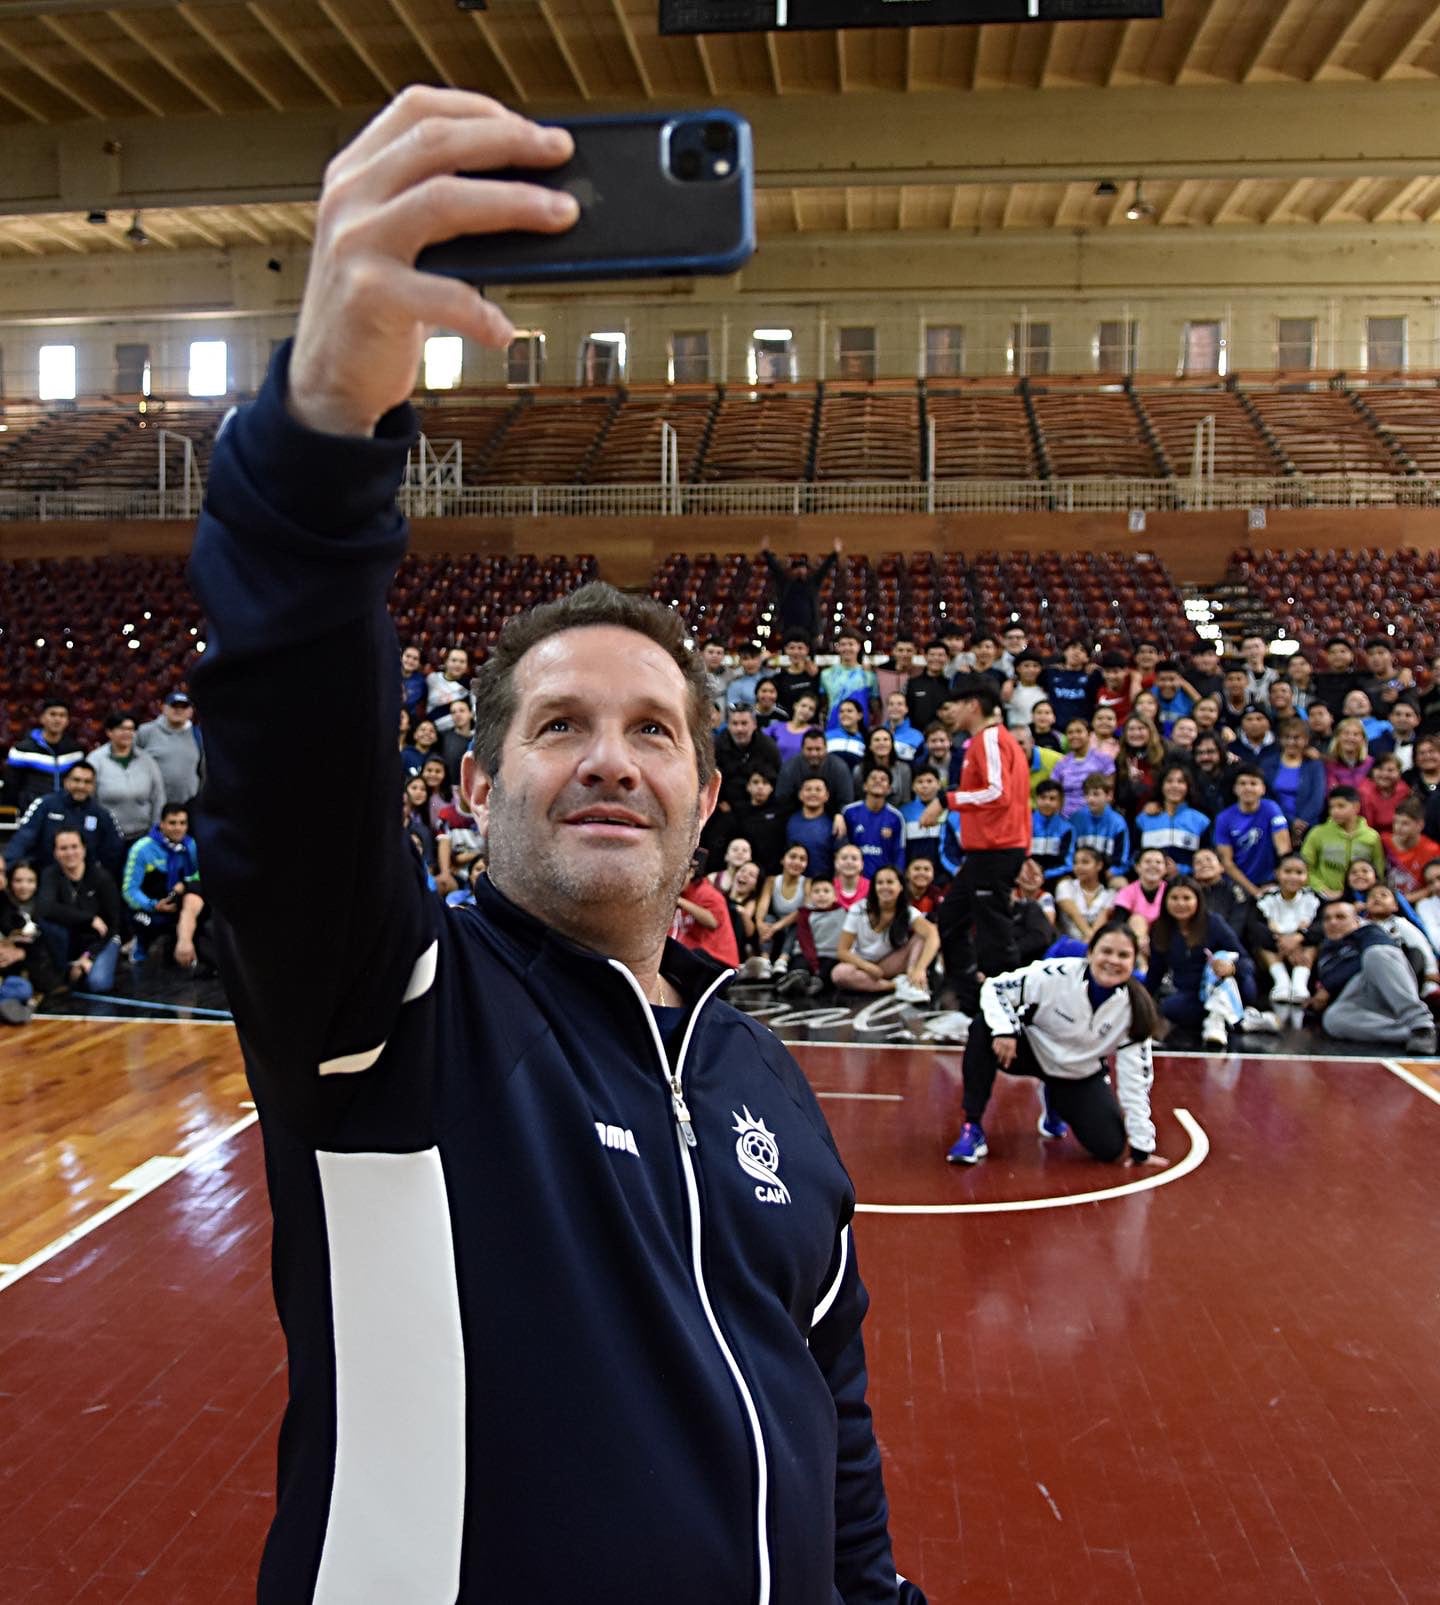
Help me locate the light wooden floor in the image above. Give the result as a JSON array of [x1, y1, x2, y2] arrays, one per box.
[[0, 1017, 250, 1268]]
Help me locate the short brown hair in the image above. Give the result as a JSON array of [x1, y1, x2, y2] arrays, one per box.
[[469, 582, 716, 786]]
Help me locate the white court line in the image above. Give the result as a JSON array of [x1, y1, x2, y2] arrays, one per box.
[[788, 1036, 1431, 1066], [0, 1110, 259, 1297], [1382, 1059, 1440, 1109], [27, 1011, 235, 1028], [815, 1091, 903, 1101], [854, 1108, 1209, 1216]]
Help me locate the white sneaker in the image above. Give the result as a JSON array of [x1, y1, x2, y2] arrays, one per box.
[[739, 956, 771, 980], [1202, 1016, 1228, 1048], [771, 955, 789, 976], [893, 977, 931, 1005], [1269, 974, 1292, 1005], [1242, 1007, 1280, 1034]]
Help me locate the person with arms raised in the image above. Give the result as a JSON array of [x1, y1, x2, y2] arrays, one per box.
[[185, 90, 923, 1605]]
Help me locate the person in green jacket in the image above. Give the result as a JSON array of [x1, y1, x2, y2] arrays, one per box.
[[1300, 785, 1386, 896]]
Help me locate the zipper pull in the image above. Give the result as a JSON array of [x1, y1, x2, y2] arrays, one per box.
[[670, 1083, 698, 1147]]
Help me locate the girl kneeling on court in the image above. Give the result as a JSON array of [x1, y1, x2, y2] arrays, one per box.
[[946, 921, 1166, 1168]]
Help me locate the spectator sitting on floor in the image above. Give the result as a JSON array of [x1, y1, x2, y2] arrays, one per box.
[[1254, 854, 1322, 1006], [135, 691, 204, 809], [3, 760, 125, 880], [121, 803, 209, 970], [756, 843, 810, 973], [842, 767, 907, 881], [37, 828, 125, 994], [832, 843, 870, 912], [1054, 846, 1117, 943], [438, 697, 477, 783], [727, 860, 765, 975], [1357, 751, 1410, 837], [0, 858, 63, 1002], [904, 855, 940, 918], [707, 835, 753, 898], [88, 710, 167, 851], [785, 775, 837, 881], [777, 876, 846, 997], [1113, 847, 1171, 964], [1145, 876, 1260, 1049], [727, 766, 787, 877], [672, 851, 740, 968], [419, 755, 454, 832], [831, 866, 939, 1003], [1230, 704, 1276, 767], [406, 717, 442, 777], [1301, 784, 1385, 896], [5, 696, 86, 815], [1413, 859, 1440, 954], [1190, 844, 1266, 959], [1308, 898, 1435, 1053], [1134, 763, 1210, 875], [1339, 858, 1424, 933], [438, 804, 485, 889], [425, 645, 470, 715], [1012, 855, 1058, 964], [777, 728, 855, 814], [1386, 798, 1440, 898], [1362, 884, 1439, 995]]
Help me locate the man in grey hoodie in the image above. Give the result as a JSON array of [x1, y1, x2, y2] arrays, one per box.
[[136, 691, 204, 808]]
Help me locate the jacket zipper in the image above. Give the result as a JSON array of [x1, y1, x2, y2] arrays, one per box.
[[610, 961, 772, 1605]]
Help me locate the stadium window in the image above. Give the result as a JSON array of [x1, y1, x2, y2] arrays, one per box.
[[507, 332, 544, 386], [1275, 318, 1316, 372], [38, 343, 77, 401], [1009, 322, 1051, 378], [115, 343, 151, 395], [924, 325, 964, 378], [669, 331, 710, 383], [1181, 321, 1225, 377], [422, 334, 464, 391], [1095, 319, 1138, 374], [188, 339, 228, 397], [748, 329, 796, 384], [580, 332, 626, 384], [1366, 316, 1407, 372], [836, 326, 876, 380]]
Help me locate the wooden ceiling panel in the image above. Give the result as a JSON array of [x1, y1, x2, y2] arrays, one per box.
[[0, 15, 137, 117], [40, 11, 195, 115]]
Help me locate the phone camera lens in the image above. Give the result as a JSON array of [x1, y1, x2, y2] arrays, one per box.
[[674, 148, 702, 181], [703, 121, 733, 154]]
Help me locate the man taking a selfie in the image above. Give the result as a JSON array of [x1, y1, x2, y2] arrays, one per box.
[[189, 89, 922, 1605]]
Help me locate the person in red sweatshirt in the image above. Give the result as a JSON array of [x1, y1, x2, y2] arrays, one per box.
[[922, 675, 1033, 1015], [671, 851, 740, 967]]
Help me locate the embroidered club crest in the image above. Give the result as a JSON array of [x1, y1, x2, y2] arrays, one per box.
[[731, 1106, 791, 1205]]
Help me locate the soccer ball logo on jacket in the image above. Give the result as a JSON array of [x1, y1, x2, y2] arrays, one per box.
[[732, 1107, 791, 1206]]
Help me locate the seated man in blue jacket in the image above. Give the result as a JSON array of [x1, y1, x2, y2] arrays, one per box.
[[122, 802, 209, 969], [1308, 898, 1435, 1054], [185, 88, 923, 1605]]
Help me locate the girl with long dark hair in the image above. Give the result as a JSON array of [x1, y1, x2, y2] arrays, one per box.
[[946, 920, 1165, 1167], [857, 724, 913, 806], [1145, 876, 1262, 1048], [831, 865, 939, 1003]]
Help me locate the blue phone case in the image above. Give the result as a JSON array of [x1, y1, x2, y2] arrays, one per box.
[[416, 111, 755, 286]]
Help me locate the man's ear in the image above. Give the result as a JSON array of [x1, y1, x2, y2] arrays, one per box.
[[694, 769, 722, 842], [460, 751, 492, 838]]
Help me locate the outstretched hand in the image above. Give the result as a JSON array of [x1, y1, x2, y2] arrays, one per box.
[[288, 89, 578, 438]]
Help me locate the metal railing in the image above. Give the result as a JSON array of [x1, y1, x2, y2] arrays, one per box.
[[2, 472, 1437, 524]]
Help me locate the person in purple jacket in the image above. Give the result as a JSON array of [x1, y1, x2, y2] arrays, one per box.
[[1052, 717, 1116, 815]]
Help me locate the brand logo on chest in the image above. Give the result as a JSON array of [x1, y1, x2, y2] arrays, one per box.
[[732, 1106, 790, 1205]]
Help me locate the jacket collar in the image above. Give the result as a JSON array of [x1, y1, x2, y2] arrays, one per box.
[[472, 872, 731, 1004]]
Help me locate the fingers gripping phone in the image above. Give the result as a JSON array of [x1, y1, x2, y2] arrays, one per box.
[[416, 110, 755, 286]]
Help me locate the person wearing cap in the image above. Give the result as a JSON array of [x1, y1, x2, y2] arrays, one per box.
[[1232, 704, 1276, 766], [136, 691, 205, 808]]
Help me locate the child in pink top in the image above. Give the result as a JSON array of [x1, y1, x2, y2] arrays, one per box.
[[832, 843, 871, 910]]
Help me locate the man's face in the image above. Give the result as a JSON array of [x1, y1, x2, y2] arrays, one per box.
[[740, 650, 763, 675], [165, 700, 191, 725], [864, 769, 890, 803], [1235, 775, 1265, 807], [798, 778, 827, 812], [1102, 665, 1127, 688], [890, 642, 915, 673], [445, 649, 469, 681], [1391, 702, 1418, 735], [1419, 739, 1440, 773], [54, 833, 85, 873], [802, 735, 827, 767], [973, 640, 997, 669], [785, 640, 808, 667], [40, 706, 68, 739], [1327, 642, 1353, 670], [1322, 901, 1359, 940], [1192, 848, 1221, 884], [747, 770, 774, 804], [1367, 644, 1393, 675], [1243, 638, 1266, 665], [836, 635, 861, 665], [450, 700, 474, 732], [727, 709, 756, 745], [64, 767, 95, 802], [1241, 712, 1269, 744], [109, 720, 137, 754], [885, 692, 909, 724], [937, 700, 962, 733], [1063, 643, 1087, 670], [1270, 683, 1294, 712], [1225, 672, 1248, 702], [160, 811, 189, 844], [463, 625, 718, 936], [1308, 705, 1334, 738], [1192, 650, 1218, 676], [1003, 629, 1026, 656], [925, 646, 949, 677], [702, 643, 726, 672], [401, 647, 421, 674]]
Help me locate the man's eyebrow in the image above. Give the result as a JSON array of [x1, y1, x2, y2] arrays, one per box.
[[521, 693, 685, 725]]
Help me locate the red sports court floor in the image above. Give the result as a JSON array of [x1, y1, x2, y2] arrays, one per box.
[[2, 1034, 1438, 1604]]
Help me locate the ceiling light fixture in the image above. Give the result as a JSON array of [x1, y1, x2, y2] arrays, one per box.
[[125, 212, 149, 246], [85, 208, 108, 226], [1125, 180, 1155, 221], [1093, 179, 1118, 198]]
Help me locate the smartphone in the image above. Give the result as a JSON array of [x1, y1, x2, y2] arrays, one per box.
[[416, 110, 755, 286]]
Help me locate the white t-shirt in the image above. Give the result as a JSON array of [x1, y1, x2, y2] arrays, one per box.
[[1005, 683, 1048, 730], [1256, 888, 1321, 937], [842, 903, 913, 962], [1054, 878, 1115, 937], [426, 670, 467, 713]]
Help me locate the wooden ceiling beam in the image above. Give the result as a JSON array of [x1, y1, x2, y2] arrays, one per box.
[[903, 28, 916, 91], [1262, 177, 1309, 224], [764, 31, 782, 94], [316, 0, 397, 97], [1372, 173, 1431, 222], [39, 13, 166, 114], [1308, 0, 1389, 81], [1374, 0, 1440, 79], [106, 9, 226, 113], [1211, 177, 1254, 224], [0, 24, 106, 115], [1104, 17, 1137, 87], [693, 34, 717, 96], [1158, 178, 1193, 226], [1317, 176, 1370, 224], [465, 13, 524, 102], [535, 0, 590, 99], [246, 4, 342, 107], [1034, 21, 1058, 89], [834, 29, 845, 94], [30, 215, 87, 251], [1238, 0, 1305, 84], [177, 3, 285, 111], [0, 67, 50, 119], [1166, 0, 1211, 85], [608, 0, 652, 97], [0, 224, 44, 254], [219, 206, 267, 242], [387, 0, 458, 88], [175, 210, 225, 245]]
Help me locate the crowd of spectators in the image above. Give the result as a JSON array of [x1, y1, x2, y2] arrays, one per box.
[[5, 606, 1438, 1052]]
